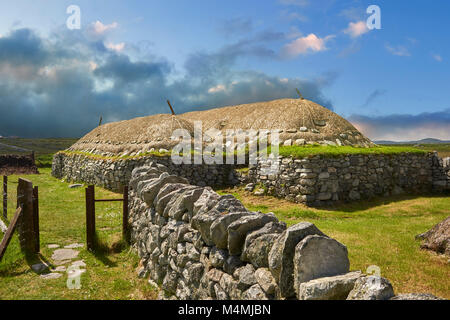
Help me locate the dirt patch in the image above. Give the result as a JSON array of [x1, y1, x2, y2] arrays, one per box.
[[0, 154, 39, 175]]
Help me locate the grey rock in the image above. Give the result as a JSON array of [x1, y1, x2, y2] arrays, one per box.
[[298, 271, 362, 300], [31, 262, 49, 274], [154, 184, 192, 214], [51, 249, 79, 262], [162, 270, 179, 294], [64, 243, 84, 249], [242, 284, 268, 300], [214, 283, 229, 300], [210, 246, 228, 269], [212, 195, 247, 214], [241, 222, 286, 263], [166, 188, 204, 221], [193, 188, 220, 216], [268, 222, 324, 298], [223, 255, 243, 275], [191, 211, 221, 246], [236, 264, 257, 290], [210, 212, 248, 249], [40, 272, 63, 280], [207, 268, 225, 283], [254, 268, 278, 295], [227, 213, 278, 255], [347, 276, 395, 300], [141, 175, 189, 205], [294, 235, 350, 295], [243, 233, 281, 268]]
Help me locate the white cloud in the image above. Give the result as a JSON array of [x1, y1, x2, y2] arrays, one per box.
[[89, 61, 98, 71], [105, 42, 125, 52], [282, 33, 334, 58], [344, 21, 369, 38], [432, 53, 443, 62], [92, 21, 118, 35], [385, 44, 411, 57], [208, 84, 226, 93]]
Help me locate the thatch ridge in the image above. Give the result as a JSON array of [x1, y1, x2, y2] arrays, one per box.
[[69, 98, 374, 155]]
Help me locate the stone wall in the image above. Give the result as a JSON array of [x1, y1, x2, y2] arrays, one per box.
[[128, 163, 385, 300], [52, 152, 241, 192], [248, 152, 450, 206]]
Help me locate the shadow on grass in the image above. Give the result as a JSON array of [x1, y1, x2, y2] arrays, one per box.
[[315, 192, 449, 213], [89, 232, 129, 267]]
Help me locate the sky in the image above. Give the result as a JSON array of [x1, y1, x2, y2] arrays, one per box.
[[0, 0, 449, 141]]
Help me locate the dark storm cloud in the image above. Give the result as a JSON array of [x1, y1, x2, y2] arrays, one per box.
[[349, 109, 450, 141], [0, 27, 336, 138]]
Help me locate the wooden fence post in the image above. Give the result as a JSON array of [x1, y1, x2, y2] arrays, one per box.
[[122, 186, 129, 241], [17, 178, 35, 254], [2, 176, 6, 220], [32, 186, 40, 253], [85, 185, 95, 251]]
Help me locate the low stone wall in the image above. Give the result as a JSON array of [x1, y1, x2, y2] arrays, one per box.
[[128, 163, 405, 300], [52, 152, 241, 192], [248, 152, 450, 206]]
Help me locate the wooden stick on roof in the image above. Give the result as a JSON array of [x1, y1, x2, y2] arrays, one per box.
[[296, 88, 304, 100], [167, 100, 176, 115]]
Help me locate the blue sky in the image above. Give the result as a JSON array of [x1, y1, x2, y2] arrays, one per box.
[[0, 0, 449, 140]]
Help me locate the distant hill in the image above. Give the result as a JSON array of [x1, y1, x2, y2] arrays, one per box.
[[375, 138, 450, 145]]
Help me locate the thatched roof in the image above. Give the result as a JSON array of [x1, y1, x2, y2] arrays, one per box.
[[69, 98, 374, 156]]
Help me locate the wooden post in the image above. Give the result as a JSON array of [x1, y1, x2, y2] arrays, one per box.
[[17, 178, 34, 254], [0, 207, 23, 262], [85, 185, 95, 251], [122, 186, 129, 241], [32, 186, 40, 253], [2, 176, 6, 220]]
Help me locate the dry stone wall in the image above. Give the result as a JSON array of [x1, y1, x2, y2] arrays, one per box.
[[248, 152, 450, 206], [52, 152, 241, 192], [128, 162, 399, 300]]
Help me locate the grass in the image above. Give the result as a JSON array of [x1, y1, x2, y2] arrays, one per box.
[[275, 145, 427, 159], [380, 143, 450, 158], [1, 139, 449, 299], [217, 186, 450, 299], [0, 168, 157, 300]]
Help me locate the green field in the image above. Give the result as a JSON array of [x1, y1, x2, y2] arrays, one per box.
[[379, 143, 450, 158], [0, 139, 449, 299]]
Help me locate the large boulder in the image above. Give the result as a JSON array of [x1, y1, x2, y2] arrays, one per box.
[[347, 276, 394, 300], [241, 222, 286, 267], [227, 213, 278, 255], [294, 235, 350, 296], [268, 222, 324, 298], [417, 216, 450, 256], [298, 271, 362, 300]]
